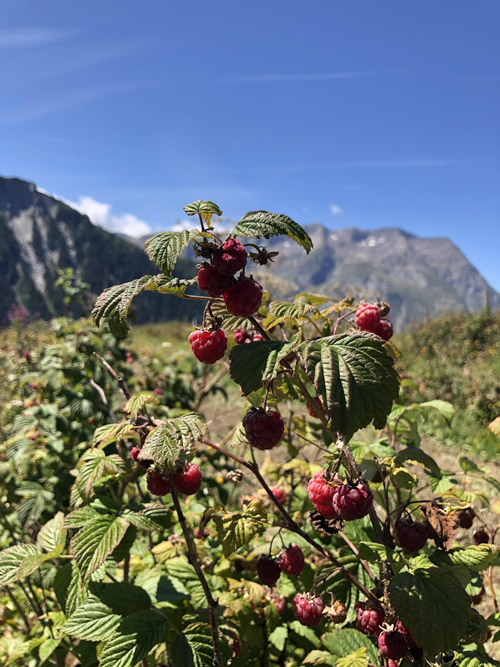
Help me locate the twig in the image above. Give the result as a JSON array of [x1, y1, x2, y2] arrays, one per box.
[[93, 352, 131, 400], [89, 378, 117, 422], [339, 531, 377, 582]]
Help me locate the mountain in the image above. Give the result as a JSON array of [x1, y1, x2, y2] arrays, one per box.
[[0, 176, 201, 325], [1, 176, 498, 330]]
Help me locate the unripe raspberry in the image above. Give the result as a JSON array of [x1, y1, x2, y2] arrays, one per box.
[[188, 329, 227, 364], [325, 599, 347, 623], [355, 602, 385, 635], [131, 447, 153, 470], [354, 302, 381, 332], [272, 487, 287, 505], [147, 471, 171, 496], [242, 408, 284, 450], [234, 328, 252, 344], [474, 529, 489, 544], [196, 263, 234, 297], [279, 544, 305, 576], [256, 555, 281, 586], [307, 471, 338, 519], [292, 593, 324, 627], [373, 319, 394, 341], [332, 481, 373, 521], [395, 518, 428, 553], [271, 594, 285, 614], [172, 463, 202, 495], [378, 629, 409, 660], [223, 278, 263, 317], [212, 238, 248, 276], [459, 507, 475, 529]]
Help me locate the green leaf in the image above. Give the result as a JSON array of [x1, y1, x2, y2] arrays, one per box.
[[459, 456, 482, 473], [71, 515, 130, 580], [37, 511, 66, 553], [322, 629, 379, 664], [303, 650, 336, 665], [455, 644, 500, 667], [0, 544, 40, 586], [140, 413, 207, 471], [63, 596, 122, 641], [394, 446, 441, 477], [92, 275, 153, 337], [77, 450, 127, 500], [448, 545, 499, 571], [267, 300, 317, 326], [184, 199, 222, 225], [389, 567, 471, 656], [92, 422, 139, 448], [65, 505, 103, 528], [90, 582, 152, 615], [145, 273, 197, 297], [171, 622, 214, 667], [300, 332, 400, 438], [269, 625, 288, 652], [229, 340, 291, 394], [416, 399, 455, 423], [212, 507, 267, 557], [357, 541, 395, 563], [39, 638, 62, 663], [54, 561, 87, 616], [99, 610, 166, 667], [124, 391, 160, 419], [144, 229, 193, 274], [336, 648, 369, 667], [289, 620, 322, 648], [232, 210, 313, 254]]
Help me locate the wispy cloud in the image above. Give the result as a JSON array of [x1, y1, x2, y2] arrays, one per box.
[[66, 196, 152, 237], [220, 71, 380, 83], [0, 27, 75, 49], [329, 204, 343, 216]]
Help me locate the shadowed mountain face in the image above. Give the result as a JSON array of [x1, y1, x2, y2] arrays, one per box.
[[1, 176, 498, 330], [0, 176, 200, 324]]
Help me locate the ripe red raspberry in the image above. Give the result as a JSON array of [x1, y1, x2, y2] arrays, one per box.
[[188, 329, 227, 364], [395, 518, 428, 553], [153, 387, 163, 395], [196, 263, 234, 297], [172, 463, 202, 495], [292, 593, 324, 627], [332, 481, 373, 521], [354, 302, 381, 332], [387, 660, 399, 667], [256, 555, 281, 586], [252, 333, 265, 342], [279, 545, 305, 576], [396, 621, 416, 647], [212, 238, 248, 276], [223, 278, 263, 317], [307, 471, 338, 519], [473, 529, 489, 544], [378, 629, 409, 660], [131, 447, 153, 469], [147, 471, 171, 496], [355, 602, 385, 635], [271, 594, 285, 614], [272, 487, 287, 505], [459, 507, 475, 529], [242, 408, 284, 450], [373, 319, 394, 341], [234, 328, 252, 344]]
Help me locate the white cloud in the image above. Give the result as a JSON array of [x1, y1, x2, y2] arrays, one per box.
[[67, 195, 152, 237], [170, 217, 235, 234], [329, 204, 343, 216], [0, 27, 74, 49]]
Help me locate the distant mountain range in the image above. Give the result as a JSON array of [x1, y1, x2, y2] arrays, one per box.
[[1, 176, 498, 330]]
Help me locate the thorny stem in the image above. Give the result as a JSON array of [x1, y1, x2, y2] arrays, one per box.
[[171, 487, 222, 667]]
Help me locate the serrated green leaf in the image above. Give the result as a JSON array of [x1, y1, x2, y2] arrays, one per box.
[[232, 210, 313, 254], [267, 300, 317, 326], [0, 544, 40, 586], [171, 622, 214, 667], [357, 541, 395, 563], [65, 505, 103, 528], [458, 456, 482, 473], [77, 450, 127, 500], [54, 561, 87, 616], [289, 620, 322, 647], [71, 515, 129, 580], [336, 647, 369, 667], [92, 422, 139, 448], [448, 545, 499, 571], [229, 340, 291, 394], [321, 628, 379, 664], [39, 638, 62, 663], [92, 276, 153, 337], [99, 610, 166, 667], [303, 650, 336, 665], [124, 392, 160, 419], [140, 413, 207, 472], [37, 511, 66, 553], [63, 596, 122, 641], [394, 446, 441, 477], [144, 229, 193, 274], [389, 567, 471, 656], [212, 508, 267, 557], [455, 643, 500, 667], [184, 199, 222, 225], [269, 625, 288, 652], [145, 273, 197, 297], [300, 332, 400, 438]]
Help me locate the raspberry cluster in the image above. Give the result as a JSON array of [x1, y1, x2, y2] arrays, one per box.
[[378, 627, 409, 660], [395, 518, 428, 552], [243, 408, 284, 450], [130, 448, 203, 499], [279, 545, 305, 576], [355, 601, 385, 635], [331, 480, 373, 521], [354, 302, 393, 341], [234, 328, 265, 344]]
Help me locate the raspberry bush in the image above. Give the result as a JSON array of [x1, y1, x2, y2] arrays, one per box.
[[0, 199, 498, 666]]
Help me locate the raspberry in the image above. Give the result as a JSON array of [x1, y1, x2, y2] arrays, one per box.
[[188, 329, 227, 364], [355, 602, 385, 635], [153, 388, 163, 395], [279, 545, 305, 576], [223, 278, 263, 317], [395, 518, 428, 553], [387, 661, 399, 667], [252, 333, 265, 342], [332, 481, 373, 521], [396, 621, 416, 647], [292, 593, 324, 627], [172, 463, 202, 495], [378, 629, 409, 660], [473, 529, 489, 544], [256, 555, 281, 586], [324, 599, 347, 623], [271, 594, 285, 614], [307, 471, 338, 519], [471, 585, 485, 605], [272, 487, 287, 505], [242, 408, 284, 450], [459, 507, 475, 529], [234, 328, 252, 344], [354, 302, 381, 332], [147, 471, 171, 496], [131, 447, 153, 469], [212, 238, 248, 276], [196, 263, 234, 297], [373, 319, 394, 341]]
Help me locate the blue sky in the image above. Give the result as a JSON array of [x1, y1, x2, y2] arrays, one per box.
[[2, 0, 500, 288]]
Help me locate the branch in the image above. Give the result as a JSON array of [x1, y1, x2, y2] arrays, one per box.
[[93, 352, 131, 400]]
